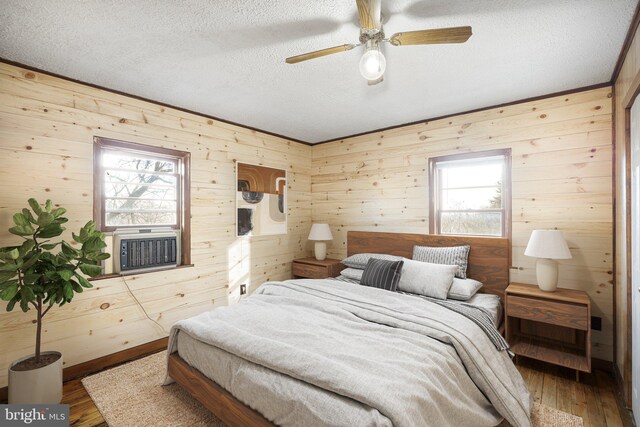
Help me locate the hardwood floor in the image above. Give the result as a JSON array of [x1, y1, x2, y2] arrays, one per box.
[[62, 379, 106, 427], [63, 358, 633, 427], [515, 358, 634, 427]]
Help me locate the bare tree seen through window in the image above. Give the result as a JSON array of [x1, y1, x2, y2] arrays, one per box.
[[103, 153, 178, 227]]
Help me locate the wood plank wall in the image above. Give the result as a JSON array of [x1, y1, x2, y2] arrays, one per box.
[[613, 22, 640, 407], [0, 60, 617, 389], [0, 62, 312, 388], [311, 87, 614, 361]]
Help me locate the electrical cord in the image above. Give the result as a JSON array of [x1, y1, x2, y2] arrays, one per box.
[[121, 275, 168, 335]]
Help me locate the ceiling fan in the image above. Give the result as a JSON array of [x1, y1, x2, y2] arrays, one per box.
[[285, 0, 472, 85]]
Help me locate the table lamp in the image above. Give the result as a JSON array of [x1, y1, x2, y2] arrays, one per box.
[[524, 230, 572, 292], [308, 224, 333, 261]]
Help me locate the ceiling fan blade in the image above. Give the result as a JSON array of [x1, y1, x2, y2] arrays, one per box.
[[356, 0, 382, 30], [389, 26, 472, 46], [285, 44, 357, 64]]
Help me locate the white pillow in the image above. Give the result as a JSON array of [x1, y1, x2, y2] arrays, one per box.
[[340, 268, 364, 281], [448, 278, 483, 301], [341, 253, 402, 269], [397, 259, 457, 300]]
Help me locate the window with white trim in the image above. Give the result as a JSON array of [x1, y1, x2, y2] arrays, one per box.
[[429, 149, 511, 237]]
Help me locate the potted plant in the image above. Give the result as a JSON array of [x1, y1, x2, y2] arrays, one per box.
[[0, 199, 110, 403]]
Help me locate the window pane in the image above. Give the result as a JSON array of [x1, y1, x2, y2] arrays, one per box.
[[104, 183, 177, 200], [105, 198, 176, 212], [103, 152, 175, 173], [440, 212, 502, 236], [441, 187, 502, 210], [102, 150, 180, 228], [105, 197, 177, 227], [106, 211, 177, 227], [104, 170, 177, 187], [439, 161, 503, 189]]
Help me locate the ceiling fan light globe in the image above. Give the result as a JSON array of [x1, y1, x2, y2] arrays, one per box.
[[359, 49, 386, 80]]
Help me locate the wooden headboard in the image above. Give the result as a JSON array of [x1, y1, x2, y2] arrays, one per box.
[[347, 231, 510, 299]]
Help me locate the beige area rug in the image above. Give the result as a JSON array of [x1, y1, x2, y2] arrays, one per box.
[[82, 351, 583, 427]]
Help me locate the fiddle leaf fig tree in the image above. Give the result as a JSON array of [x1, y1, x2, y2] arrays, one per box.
[[0, 199, 110, 366]]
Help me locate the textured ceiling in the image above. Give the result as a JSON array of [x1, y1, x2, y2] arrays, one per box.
[[0, 1, 635, 143]]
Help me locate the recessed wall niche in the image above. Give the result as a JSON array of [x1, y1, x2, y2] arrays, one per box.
[[236, 163, 287, 236]]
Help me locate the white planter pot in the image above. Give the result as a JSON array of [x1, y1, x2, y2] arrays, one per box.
[[8, 351, 63, 404]]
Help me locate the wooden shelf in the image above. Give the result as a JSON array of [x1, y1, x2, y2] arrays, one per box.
[[510, 335, 590, 372], [89, 264, 195, 281]]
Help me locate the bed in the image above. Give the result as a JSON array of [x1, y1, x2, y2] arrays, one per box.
[[165, 231, 531, 427]]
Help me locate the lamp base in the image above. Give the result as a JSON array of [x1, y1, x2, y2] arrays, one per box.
[[536, 258, 559, 292], [314, 242, 327, 261]]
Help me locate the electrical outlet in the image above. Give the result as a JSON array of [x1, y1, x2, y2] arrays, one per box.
[[591, 316, 602, 331], [240, 284, 247, 295]]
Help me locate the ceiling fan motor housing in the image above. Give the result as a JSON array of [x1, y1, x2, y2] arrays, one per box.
[[359, 28, 385, 45]]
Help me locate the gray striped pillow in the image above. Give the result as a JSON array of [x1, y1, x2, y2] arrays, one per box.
[[412, 245, 470, 279], [341, 253, 402, 269], [360, 258, 404, 291]]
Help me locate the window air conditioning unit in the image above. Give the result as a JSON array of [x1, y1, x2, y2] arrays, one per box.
[[113, 228, 180, 274]]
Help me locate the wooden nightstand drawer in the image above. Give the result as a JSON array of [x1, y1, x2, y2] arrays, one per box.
[[292, 262, 326, 279], [292, 258, 345, 279], [507, 295, 588, 330]]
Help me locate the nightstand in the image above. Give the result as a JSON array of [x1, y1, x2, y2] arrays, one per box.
[[292, 258, 345, 279], [505, 282, 591, 381]]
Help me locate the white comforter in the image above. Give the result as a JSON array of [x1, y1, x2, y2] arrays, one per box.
[[165, 279, 532, 426]]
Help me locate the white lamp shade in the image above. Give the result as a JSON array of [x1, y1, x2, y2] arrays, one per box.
[[308, 224, 333, 241], [524, 230, 572, 260]]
